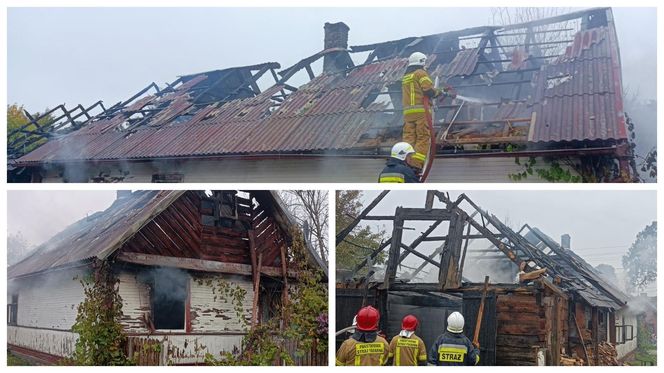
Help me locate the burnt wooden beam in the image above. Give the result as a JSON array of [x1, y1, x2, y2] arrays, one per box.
[[349, 239, 391, 277], [335, 190, 389, 245], [383, 207, 404, 289], [397, 208, 452, 221], [397, 220, 443, 264], [252, 253, 263, 328], [439, 211, 466, 290], [115, 252, 296, 277], [456, 221, 473, 284], [421, 234, 504, 241], [400, 243, 441, 268]]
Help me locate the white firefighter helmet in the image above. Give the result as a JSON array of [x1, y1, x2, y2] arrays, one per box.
[[408, 52, 427, 67], [391, 142, 415, 161], [447, 311, 465, 333]]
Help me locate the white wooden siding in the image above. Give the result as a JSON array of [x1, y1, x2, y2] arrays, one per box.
[[7, 326, 78, 358], [139, 334, 245, 365], [11, 269, 86, 330], [189, 273, 254, 333], [117, 271, 152, 333]]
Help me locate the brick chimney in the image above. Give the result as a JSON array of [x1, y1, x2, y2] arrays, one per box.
[[323, 22, 350, 74], [561, 234, 571, 249]]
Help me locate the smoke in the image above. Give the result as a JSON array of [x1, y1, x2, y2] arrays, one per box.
[[138, 266, 189, 304]]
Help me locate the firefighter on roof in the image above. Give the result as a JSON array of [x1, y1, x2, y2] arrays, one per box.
[[428, 312, 480, 366], [378, 142, 420, 183], [401, 52, 455, 170], [336, 306, 390, 366], [388, 315, 428, 366]]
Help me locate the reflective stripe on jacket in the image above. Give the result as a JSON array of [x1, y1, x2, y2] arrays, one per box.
[[427, 331, 480, 366], [389, 334, 427, 366], [378, 158, 419, 183], [402, 68, 436, 117], [336, 335, 390, 366]]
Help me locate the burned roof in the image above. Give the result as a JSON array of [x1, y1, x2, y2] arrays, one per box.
[[11, 8, 627, 165], [8, 190, 325, 279], [523, 227, 628, 309], [8, 191, 184, 278]]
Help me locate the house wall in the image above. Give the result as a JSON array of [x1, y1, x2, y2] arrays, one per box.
[[117, 269, 253, 364], [117, 269, 254, 334], [189, 273, 254, 332], [615, 308, 638, 361], [37, 156, 573, 183], [8, 269, 86, 330], [495, 292, 545, 365], [7, 269, 87, 358]]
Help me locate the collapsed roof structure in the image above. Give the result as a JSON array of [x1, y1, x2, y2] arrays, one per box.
[[336, 190, 631, 365], [8, 7, 634, 182]]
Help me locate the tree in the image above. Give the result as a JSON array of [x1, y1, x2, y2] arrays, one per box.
[[280, 190, 328, 264], [335, 191, 387, 273], [7, 104, 52, 157], [622, 221, 657, 293], [7, 231, 31, 266]]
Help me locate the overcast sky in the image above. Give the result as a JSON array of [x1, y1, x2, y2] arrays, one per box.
[[7, 190, 117, 247], [7, 7, 656, 113], [356, 190, 656, 289]]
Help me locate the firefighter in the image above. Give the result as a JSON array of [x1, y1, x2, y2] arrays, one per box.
[[428, 311, 480, 366], [378, 142, 420, 183], [336, 306, 390, 366], [401, 51, 455, 169], [388, 315, 427, 366]]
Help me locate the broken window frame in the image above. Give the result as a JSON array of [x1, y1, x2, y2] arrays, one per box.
[[615, 324, 634, 344], [7, 294, 18, 326], [150, 273, 188, 332]]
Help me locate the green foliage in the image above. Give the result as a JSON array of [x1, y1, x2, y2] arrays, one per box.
[[71, 260, 133, 366], [7, 104, 52, 155], [335, 190, 388, 272], [509, 157, 582, 182], [198, 277, 248, 325], [622, 221, 657, 293], [205, 228, 327, 366]]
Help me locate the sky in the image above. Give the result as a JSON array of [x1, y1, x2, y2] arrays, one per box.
[[7, 7, 657, 113], [7, 190, 117, 247], [356, 190, 656, 293]]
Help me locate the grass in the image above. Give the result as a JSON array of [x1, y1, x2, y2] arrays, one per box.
[[7, 351, 35, 366]]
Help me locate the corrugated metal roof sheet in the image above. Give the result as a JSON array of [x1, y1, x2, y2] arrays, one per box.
[[529, 26, 627, 143], [7, 191, 184, 278], [15, 13, 627, 165]]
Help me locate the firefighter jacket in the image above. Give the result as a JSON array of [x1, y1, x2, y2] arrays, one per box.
[[336, 331, 390, 366], [427, 331, 480, 366], [402, 66, 439, 119], [388, 333, 428, 366], [378, 158, 420, 183]]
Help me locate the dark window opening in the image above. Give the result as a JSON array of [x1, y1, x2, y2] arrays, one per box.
[[152, 173, 184, 183], [7, 294, 18, 325], [151, 273, 187, 330], [201, 191, 238, 227]]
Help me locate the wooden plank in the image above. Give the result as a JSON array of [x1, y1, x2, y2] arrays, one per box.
[[116, 252, 295, 277], [251, 253, 263, 328]]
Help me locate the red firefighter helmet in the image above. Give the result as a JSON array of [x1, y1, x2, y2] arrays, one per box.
[[356, 306, 380, 331], [401, 314, 419, 331]]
